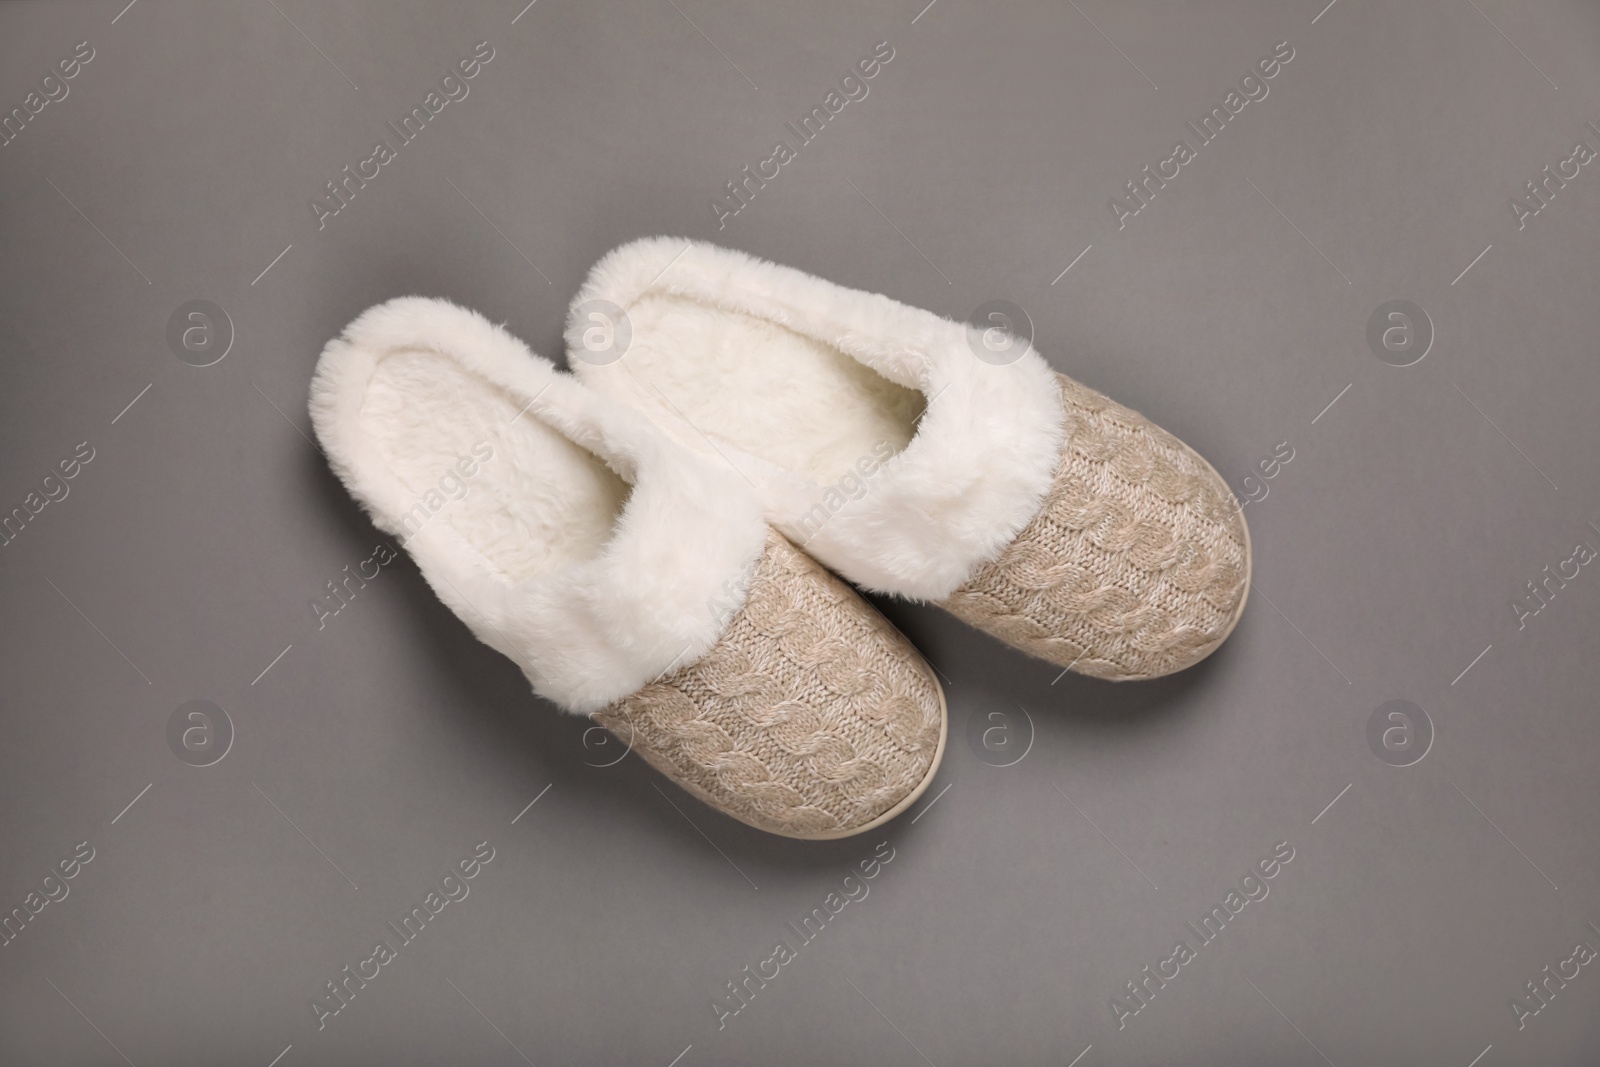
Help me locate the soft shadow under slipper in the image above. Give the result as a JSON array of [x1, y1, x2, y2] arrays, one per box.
[[567, 238, 1250, 681], [310, 296, 945, 838]]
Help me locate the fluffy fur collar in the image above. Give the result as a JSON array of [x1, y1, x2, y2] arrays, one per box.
[[310, 296, 767, 712], [568, 237, 1066, 600]]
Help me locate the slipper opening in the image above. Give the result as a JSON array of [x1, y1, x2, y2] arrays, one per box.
[[621, 291, 926, 486], [360, 348, 629, 584]]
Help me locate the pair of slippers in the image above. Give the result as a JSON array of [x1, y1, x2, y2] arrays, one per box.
[[310, 238, 1251, 840]]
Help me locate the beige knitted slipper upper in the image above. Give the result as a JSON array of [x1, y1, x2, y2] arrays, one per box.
[[941, 374, 1250, 680], [595, 530, 946, 839]]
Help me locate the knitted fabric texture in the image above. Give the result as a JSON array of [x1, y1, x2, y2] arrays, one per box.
[[941, 374, 1249, 680], [593, 530, 944, 838]]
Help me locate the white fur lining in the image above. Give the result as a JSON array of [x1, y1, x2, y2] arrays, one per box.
[[310, 296, 767, 713], [567, 237, 1066, 600]]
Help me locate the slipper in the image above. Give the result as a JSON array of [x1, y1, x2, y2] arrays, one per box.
[[566, 238, 1250, 681], [310, 297, 946, 839]]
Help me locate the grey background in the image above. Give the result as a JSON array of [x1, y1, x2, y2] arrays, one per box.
[[2, 0, 1598, 1063]]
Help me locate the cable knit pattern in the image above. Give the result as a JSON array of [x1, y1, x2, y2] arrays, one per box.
[[941, 374, 1250, 680], [593, 530, 945, 838]]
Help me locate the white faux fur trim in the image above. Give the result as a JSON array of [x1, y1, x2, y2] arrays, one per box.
[[567, 237, 1066, 601], [310, 296, 767, 713]]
